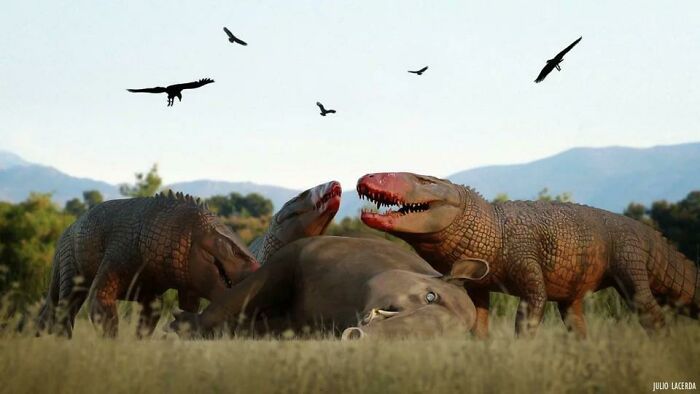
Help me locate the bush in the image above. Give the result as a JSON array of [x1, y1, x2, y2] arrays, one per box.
[[0, 194, 75, 310], [221, 215, 272, 244]]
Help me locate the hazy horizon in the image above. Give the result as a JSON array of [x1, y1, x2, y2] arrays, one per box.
[[2, 1, 699, 189], [2, 141, 699, 189]]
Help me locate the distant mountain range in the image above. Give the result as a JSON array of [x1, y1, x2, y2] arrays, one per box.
[[447, 143, 700, 212], [336, 142, 700, 218], [0, 151, 29, 169], [0, 151, 300, 213], [2, 142, 699, 218], [0, 151, 120, 204]]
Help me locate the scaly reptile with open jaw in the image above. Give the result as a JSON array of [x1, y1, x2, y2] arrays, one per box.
[[357, 172, 699, 338]]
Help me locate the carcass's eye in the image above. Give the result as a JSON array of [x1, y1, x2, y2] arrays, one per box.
[[425, 291, 438, 303]]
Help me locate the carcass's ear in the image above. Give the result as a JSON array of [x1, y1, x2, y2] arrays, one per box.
[[445, 258, 489, 282]]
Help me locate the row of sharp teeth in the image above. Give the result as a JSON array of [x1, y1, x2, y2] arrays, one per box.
[[314, 189, 341, 210], [357, 187, 400, 206], [357, 190, 429, 215], [359, 192, 399, 209], [397, 203, 429, 213]]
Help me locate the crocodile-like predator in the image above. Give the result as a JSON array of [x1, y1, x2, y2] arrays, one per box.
[[357, 172, 699, 337], [248, 180, 341, 264], [36, 192, 259, 338]]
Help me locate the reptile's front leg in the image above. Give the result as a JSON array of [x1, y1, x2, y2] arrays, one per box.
[[470, 289, 490, 339], [136, 295, 161, 339], [88, 264, 124, 338], [558, 299, 587, 338], [509, 258, 547, 337], [178, 290, 201, 313]]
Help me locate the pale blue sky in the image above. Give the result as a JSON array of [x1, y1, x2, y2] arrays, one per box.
[[1, 1, 698, 189]]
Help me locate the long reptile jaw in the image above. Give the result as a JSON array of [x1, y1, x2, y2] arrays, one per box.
[[357, 184, 431, 217], [275, 181, 341, 226]]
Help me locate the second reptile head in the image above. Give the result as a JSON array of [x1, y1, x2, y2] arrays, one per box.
[[357, 172, 463, 235]]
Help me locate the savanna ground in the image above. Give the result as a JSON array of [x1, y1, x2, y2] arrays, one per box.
[[1, 292, 698, 394]]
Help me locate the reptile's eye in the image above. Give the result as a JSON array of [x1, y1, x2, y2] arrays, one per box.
[[425, 291, 438, 303]]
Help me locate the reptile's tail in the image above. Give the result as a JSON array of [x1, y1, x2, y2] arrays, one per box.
[[654, 246, 699, 319], [36, 248, 61, 335], [691, 262, 700, 319]]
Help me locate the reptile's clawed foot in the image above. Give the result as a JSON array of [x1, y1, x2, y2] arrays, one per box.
[[168, 309, 203, 338]]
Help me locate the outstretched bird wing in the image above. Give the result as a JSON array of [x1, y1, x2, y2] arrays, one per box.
[[170, 78, 215, 91], [534, 62, 556, 83], [408, 66, 428, 74], [555, 36, 582, 60], [223, 28, 247, 46], [232, 35, 247, 46], [317, 102, 326, 112], [325, 109, 336, 114], [127, 87, 167, 93]]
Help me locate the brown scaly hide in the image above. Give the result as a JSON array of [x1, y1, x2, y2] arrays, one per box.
[[36, 191, 254, 338], [392, 185, 698, 337]]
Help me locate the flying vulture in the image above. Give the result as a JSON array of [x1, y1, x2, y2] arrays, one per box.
[[316, 102, 336, 116], [408, 66, 428, 75], [223, 27, 248, 46], [127, 78, 215, 107], [535, 36, 582, 83]]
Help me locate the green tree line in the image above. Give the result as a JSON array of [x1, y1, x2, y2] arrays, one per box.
[[623, 191, 700, 263]]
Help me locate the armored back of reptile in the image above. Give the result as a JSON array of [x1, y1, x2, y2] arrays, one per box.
[[36, 191, 259, 338]]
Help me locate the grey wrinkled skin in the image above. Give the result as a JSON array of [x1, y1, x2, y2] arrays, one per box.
[[170, 236, 487, 339], [343, 269, 478, 339], [36, 192, 259, 338]]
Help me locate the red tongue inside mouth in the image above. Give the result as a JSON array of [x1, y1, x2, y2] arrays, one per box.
[[360, 210, 397, 230]]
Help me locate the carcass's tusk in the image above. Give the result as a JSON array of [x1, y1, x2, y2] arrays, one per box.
[[376, 309, 400, 317], [362, 308, 401, 325]]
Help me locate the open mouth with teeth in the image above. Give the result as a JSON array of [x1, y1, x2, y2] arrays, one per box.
[[314, 181, 342, 212], [357, 183, 431, 218]]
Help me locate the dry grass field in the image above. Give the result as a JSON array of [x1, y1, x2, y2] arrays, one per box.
[[1, 308, 698, 394]]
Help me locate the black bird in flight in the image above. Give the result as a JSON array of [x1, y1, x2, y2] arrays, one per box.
[[534, 36, 582, 83], [317, 102, 336, 116], [127, 78, 215, 107], [223, 27, 247, 46], [408, 66, 428, 75]]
